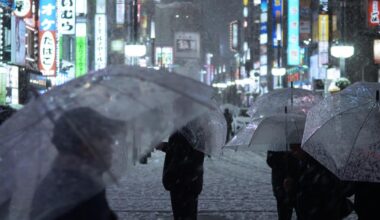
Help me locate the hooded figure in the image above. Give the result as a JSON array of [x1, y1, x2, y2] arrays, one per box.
[[161, 124, 205, 220], [30, 107, 125, 220]]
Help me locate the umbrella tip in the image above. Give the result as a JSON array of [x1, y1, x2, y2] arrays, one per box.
[[285, 106, 288, 114], [377, 90, 379, 102]]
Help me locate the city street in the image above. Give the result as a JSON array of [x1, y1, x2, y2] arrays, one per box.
[[107, 149, 357, 220]]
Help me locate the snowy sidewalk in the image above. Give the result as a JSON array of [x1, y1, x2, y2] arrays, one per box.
[[107, 149, 357, 220]]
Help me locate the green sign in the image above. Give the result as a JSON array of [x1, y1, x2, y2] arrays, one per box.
[[0, 72, 6, 104], [75, 37, 87, 78]]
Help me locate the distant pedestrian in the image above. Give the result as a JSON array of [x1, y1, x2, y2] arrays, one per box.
[[30, 107, 124, 220], [161, 126, 205, 220], [267, 148, 301, 220], [354, 182, 380, 220], [223, 109, 233, 142]]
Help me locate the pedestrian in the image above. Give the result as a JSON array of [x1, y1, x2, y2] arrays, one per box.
[[0, 105, 17, 220], [290, 144, 354, 220], [223, 108, 233, 142], [161, 125, 205, 220], [266, 146, 301, 220], [30, 107, 125, 220], [354, 181, 380, 220]]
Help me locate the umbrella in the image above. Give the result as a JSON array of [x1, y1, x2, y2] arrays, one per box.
[[248, 87, 322, 119], [302, 82, 380, 182], [0, 65, 221, 219], [225, 88, 321, 152], [226, 112, 306, 153]]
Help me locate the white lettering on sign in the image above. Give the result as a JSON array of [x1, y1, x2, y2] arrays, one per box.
[[14, 0, 31, 17]]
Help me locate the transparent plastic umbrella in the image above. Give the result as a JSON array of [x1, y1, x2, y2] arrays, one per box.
[[302, 82, 380, 182], [0, 65, 218, 220], [225, 113, 306, 153], [248, 87, 322, 119]]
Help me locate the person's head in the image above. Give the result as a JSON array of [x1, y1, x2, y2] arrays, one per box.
[[224, 109, 230, 114], [52, 107, 125, 171]]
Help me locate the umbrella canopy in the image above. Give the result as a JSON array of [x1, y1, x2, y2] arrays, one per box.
[[302, 82, 380, 182], [0, 65, 220, 219], [226, 113, 306, 153], [248, 88, 322, 119], [225, 88, 320, 153]]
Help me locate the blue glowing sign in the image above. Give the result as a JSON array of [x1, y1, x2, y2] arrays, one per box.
[[39, 0, 56, 31], [287, 0, 300, 66]]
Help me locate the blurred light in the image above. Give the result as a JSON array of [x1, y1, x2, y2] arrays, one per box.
[[175, 14, 179, 18], [254, 0, 261, 5], [150, 21, 155, 39], [111, 40, 124, 52], [243, 20, 248, 28], [331, 45, 354, 58], [243, 7, 248, 18], [125, 45, 147, 57], [272, 68, 286, 76]]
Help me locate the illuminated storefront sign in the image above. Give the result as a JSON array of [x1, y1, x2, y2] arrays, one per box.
[[369, 0, 380, 27], [76, 0, 87, 15], [58, 0, 76, 35], [374, 39, 380, 64], [11, 17, 26, 65], [230, 21, 239, 51], [13, 0, 32, 18], [39, 0, 57, 76], [287, 0, 300, 66], [94, 14, 107, 70], [75, 23, 87, 77], [272, 0, 282, 47], [260, 0, 268, 76], [155, 47, 173, 67], [96, 0, 106, 13], [116, 0, 125, 25]]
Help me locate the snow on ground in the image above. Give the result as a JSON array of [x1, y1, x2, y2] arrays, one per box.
[[107, 149, 357, 220]]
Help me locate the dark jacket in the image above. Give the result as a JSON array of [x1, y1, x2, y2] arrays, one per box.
[[267, 151, 301, 201], [162, 132, 205, 195], [354, 182, 380, 220], [296, 158, 353, 220], [30, 158, 117, 220]]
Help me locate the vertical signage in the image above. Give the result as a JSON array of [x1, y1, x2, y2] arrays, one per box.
[[318, 15, 329, 41], [11, 17, 26, 65], [272, 0, 282, 47], [38, 0, 57, 76], [230, 21, 239, 51], [260, 0, 268, 76], [58, 0, 76, 35], [374, 39, 380, 64], [75, 23, 87, 77], [96, 0, 106, 13], [287, 0, 300, 66], [369, 0, 380, 27], [116, 0, 125, 25], [94, 14, 107, 70], [76, 0, 87, 15]]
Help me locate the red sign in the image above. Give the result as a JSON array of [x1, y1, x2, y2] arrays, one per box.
[[369, 0, 380, 27], [287, 73, 300, 82], [38, 31, 56, 76]]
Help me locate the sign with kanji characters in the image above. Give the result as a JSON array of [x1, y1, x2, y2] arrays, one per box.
[[13, 0, 32, 18], [94, 14, 107, 70], [58, 0, 76, 35], [75, 23, 87, 77], [287, 0, 300, 66], [369, 0, 380, 27], [39, 0, 57, 31], [38, 31, 57, 76]]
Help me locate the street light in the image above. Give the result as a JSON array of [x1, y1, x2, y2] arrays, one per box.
[[330, 45, 354, 58]]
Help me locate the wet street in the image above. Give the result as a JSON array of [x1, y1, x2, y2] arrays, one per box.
[[107, 149, 357, 220]]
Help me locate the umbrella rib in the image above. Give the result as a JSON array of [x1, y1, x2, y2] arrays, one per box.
[[341, 104, 376, 177]]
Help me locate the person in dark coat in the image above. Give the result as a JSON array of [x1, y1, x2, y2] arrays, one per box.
[[0, 105, 16, 220], [267, 149, 301, 220], [354, 182, 380, 220], [223, 109, 233, 142], [30, 107, 125, 220], [161, 128, 205, 220], [290, 144, 354, 220]]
